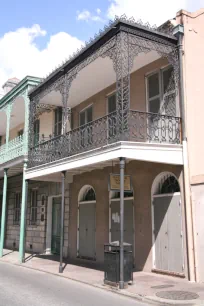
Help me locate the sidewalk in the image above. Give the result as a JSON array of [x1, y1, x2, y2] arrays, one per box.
[[1, 249, 204, 306]]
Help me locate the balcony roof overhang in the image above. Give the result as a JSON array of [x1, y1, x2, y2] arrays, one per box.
[[29, 17, 178, 101]]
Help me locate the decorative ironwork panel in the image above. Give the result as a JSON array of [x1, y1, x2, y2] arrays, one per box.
[[28, 110, 181, 168]]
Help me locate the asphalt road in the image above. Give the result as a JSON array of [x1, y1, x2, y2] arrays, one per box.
[[0, 261, 148, 306]]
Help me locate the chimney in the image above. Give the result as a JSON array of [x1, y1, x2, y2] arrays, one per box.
[[2, 77, 20, 94]]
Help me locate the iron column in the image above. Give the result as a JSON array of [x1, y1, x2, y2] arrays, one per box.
[[0, 168, 8, 257], [59, 171, 66, 273], [19, 160, 28, 263], [119, 157, 125, 289]]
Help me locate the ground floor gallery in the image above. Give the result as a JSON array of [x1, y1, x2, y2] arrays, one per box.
[[0, 160, 189, 279]]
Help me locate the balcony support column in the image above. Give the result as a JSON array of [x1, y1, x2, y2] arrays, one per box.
[[119, 157, 125, 289], [0, 168, 8, 257], [59, 171, 66, 273], [19, 161, 28, 263], [114, 32, 131, 141]]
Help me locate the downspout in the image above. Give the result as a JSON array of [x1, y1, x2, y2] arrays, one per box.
[[173, 24, 196, 282]]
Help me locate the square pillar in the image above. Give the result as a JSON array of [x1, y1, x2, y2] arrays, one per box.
[[0, 168, 8, 257]]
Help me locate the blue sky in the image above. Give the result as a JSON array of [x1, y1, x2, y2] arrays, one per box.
[[0, 0, 109, 48], [0, 0, 203, 94]]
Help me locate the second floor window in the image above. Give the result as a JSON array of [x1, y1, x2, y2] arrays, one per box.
[[54, 107, 63, 136], [147, 66, 175, 116], [14, 192, 21, 225], [0, 136, 2, 147], [30, 189, 38, 225]]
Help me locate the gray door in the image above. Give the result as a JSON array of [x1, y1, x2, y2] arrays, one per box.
[[154, 194, 184, 274], [51, 197, 61, 255], [111, 199, 134, 247], [79, 202, 95, 259]]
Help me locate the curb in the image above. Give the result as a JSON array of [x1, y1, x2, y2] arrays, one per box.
[[0, 259, 202, 306]]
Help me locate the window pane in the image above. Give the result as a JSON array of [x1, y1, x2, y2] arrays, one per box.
[[80, 111, 85, 126], [163, 67, 174, 93], [148, 73, 159, 98], [149, 98, 160, 114], [108, 94, 116, 113], [86, 107, 93, 123]]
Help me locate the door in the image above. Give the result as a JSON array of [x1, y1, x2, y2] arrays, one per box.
[[78, 202, 95, 259], [79, 106, 93, 148], [111, 199, 134, 247], [51, 197, 61, 254], [153, 194, 184, 274]]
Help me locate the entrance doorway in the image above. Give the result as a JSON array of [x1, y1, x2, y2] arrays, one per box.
[[152, 173, 184, 275], [77, 186, 96, 260], [51, 196, 61, 255], [109, 191, 134, 251]]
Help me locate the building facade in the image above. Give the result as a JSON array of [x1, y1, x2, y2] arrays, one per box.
[[1, 8, 204, 285]]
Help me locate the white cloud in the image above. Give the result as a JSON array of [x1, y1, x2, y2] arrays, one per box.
[[0, 24, 83, 95], [107, 0, 188, 26], [76, 9, 104, 22]]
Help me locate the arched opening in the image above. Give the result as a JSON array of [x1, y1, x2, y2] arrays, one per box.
[[77, 185, 96, 260], [109, 189, 135, 256], [151, 172, 184, 275], [9, 97, 25, 142]]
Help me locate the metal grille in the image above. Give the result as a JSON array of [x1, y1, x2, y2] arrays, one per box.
[[28, 110, 181, 168], [156, 291, 199, 300]]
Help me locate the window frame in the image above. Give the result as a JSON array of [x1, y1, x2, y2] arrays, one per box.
[[146, 65, 176, 115], [79, 104, 93, 127], [30, 189, 38, 225], [54, 107, 63, 136], [14, 192, 21, 226]]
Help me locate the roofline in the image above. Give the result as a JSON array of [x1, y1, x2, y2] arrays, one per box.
[[29, 16, 178, 99], [0, 76, 41, 108]]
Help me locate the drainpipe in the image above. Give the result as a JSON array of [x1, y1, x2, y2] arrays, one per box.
[[173, 24, 196, 282]]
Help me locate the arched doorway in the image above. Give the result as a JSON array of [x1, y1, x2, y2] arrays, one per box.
[[77, 185, 96, 260], [152, 172, 184, 275], [109, 190, 134, 253]]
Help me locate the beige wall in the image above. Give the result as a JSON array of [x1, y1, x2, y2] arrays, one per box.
[[177, 9, 204, 183], [69, 160, 185, 273], [72, 58, 168, 129], [39, 111, 54, 138], [9, 123, 24, 141]]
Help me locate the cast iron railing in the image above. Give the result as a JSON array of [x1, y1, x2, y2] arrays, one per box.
[[28, 110, 181, 167], [0, 134, 26, 164]]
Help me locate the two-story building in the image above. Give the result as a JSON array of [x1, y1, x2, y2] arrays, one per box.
[[0, 76, 41, 261], [1, 8, 204, 288], [24, 15, 186, 286]]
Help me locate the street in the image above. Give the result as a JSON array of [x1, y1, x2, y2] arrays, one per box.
[[0, 262, 148, 306]]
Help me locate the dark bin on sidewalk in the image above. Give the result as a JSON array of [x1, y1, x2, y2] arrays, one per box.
[[104, 241, 133, 286]]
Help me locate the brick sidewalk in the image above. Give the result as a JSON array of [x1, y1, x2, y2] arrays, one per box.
[[1, 249, 204, 306]]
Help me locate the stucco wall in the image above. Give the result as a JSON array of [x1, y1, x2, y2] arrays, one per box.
[[177, 9, 204, 183], [72, 57, 168, 128], [0, 175, 70, 255], [69, 160, 185, 273], [191, 183, 204, 283]]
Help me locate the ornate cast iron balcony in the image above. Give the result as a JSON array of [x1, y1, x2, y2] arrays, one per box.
[[0, 134, 26, 165], [28, 110, 181, 168]]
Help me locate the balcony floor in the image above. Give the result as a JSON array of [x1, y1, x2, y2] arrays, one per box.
[[25, 141, 183, 180]]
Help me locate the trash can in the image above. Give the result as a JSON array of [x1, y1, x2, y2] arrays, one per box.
[[104, 241, 133, 286]]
